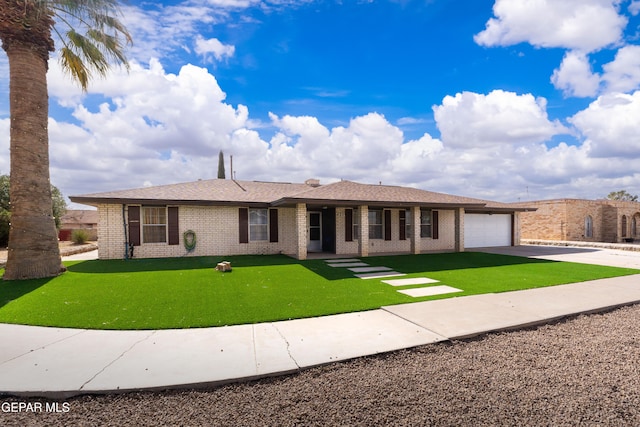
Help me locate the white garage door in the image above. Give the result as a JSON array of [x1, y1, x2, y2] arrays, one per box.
[[464, 214, 512, 248]]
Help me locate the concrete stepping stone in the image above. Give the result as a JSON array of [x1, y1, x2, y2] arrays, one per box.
[[398, 285, 463, 298], [348, 266, 393, 273], [356, 272, 406, 279], [382, 278, 440, 287], [324, 258, 361, 263], [327, 262, 369, 268]]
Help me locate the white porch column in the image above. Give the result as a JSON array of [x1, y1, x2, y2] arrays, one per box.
[[455, 207, 465, 252], [358, 205, 369, 258], [411, 206, 421, 254], [295, 203, 307, 260]]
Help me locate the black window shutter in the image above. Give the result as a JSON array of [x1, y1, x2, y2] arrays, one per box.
[[269, 209, 279, 243], [345, 209, 353, 242], [239, 208, 249, 243], [399, 210, 406, 241], [432, 210, 439, 240], [384, 210, 392, 241], [168, 207, 179, 245], [128, 206, 141, 246]]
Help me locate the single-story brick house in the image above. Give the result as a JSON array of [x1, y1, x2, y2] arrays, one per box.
[[58, 209, 98, 241], [512, 199, 640, 243], [70, 179, 532, 260]]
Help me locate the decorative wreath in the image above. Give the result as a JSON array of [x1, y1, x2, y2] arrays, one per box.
[[183, 230, 197, 252]]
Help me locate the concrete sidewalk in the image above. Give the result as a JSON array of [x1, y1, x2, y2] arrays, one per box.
[[1, 246, 640, 398]]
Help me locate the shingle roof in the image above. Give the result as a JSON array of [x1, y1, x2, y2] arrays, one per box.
[[274, 180, 487, 207], [71, 179, 311, 206], [60, 210, 99, 225], [70, 179, 532, 211]]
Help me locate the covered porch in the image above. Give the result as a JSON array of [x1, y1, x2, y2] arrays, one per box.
[[290, 203, 466, 261]]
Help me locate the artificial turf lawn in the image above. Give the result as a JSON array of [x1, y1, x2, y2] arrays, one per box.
[[0, 252, 638, 330]]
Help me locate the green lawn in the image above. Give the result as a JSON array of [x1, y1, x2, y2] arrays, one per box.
[[0, 252, 637, 330]]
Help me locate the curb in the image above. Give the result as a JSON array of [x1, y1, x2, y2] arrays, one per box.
[[522, 239, 640, 252]]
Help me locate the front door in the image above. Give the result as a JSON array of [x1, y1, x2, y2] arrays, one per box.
[[307, 212, 322, 252]]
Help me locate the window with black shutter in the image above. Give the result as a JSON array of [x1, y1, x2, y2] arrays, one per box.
[[399, 210, 406, 241], [168, 207, 179, 245], [384, 210, 392, 241], [269, 209, 279, 242], [128, 205, 141, 246], [345, 209, 353, 242], [432, 210, 439, 240], [239, 208, 249, 243]]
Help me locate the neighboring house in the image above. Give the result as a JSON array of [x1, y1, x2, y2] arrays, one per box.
[[513, 199, 640, 243], [58, 209, 99, 241], [70, 179, 532, 260]]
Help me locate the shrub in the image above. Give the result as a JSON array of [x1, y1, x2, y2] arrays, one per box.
[[71, 229, 90, 245], [0, 209, 10, 247]]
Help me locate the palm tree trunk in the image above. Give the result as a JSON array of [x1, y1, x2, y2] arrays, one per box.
[[3, 44, 62, 280]]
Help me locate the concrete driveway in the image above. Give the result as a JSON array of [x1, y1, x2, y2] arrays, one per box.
[[473, 244, 640, 269]]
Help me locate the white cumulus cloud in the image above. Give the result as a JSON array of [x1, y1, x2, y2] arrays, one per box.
[[2, 59, 632, 207], [551, 51, 602, 98], [475, 0, 627, 53], [433, 90, 568, 148], [194, 36, 236, 62], [602, 45, 640, 93], [569, 91, 640, 158]]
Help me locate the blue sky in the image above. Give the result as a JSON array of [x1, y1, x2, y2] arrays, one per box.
[[1, 0, 640, 206]]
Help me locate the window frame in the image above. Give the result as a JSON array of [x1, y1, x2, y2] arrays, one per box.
[[585, 215, 593, 238], [368, 209, 384, 240], [142, 206, 167, 244], [404, 209, 412, 239], [249, 208, 269, 241], [420, 209, 432, 238], [353, 209, 360, 241]]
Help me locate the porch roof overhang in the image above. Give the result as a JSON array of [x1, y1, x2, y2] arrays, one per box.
[[465, 206, 538, 214], [271, 197, 487, 210]]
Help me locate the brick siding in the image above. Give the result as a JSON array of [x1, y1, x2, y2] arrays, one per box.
[[98, 204, 298, 260], [520, 199, 640, 243], [98, 204, 466, 260]]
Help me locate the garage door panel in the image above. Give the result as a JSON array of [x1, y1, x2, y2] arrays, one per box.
[[464, 214, 511, 248]]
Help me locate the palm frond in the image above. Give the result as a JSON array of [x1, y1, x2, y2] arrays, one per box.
[[66, 28, 108, 75], [46, 0, 132, 91], [59, 46, 90, 90]]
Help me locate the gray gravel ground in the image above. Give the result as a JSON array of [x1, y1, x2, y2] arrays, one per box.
[[2, 304, 640, 426]]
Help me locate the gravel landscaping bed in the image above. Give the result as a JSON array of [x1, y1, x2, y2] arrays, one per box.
[[3, 304, 640, 426], [0, 242, 97, 268]]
